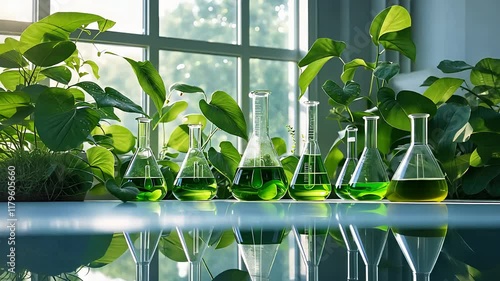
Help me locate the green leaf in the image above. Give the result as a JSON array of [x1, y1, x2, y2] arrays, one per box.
[[24, 41, 76, 67], [211, 229, 235, 249], [0, 91, 31, 119], [462, 166, 500, 195], [322, 80, 360, 106], [68, 88, 85, 101], [34, 88, 100, 151], [41, 65, 72, 84], [469, 107, 500, 133], [212, 269, 251, 281], [105, 179, 140, 202], [470, 58, 500, 87], [298, 57, 331, 98], [420, 76, 439, 87], [374, 62, 400, 81], [429, 102, 471, 161], [151, 101, 188, 129], [441, 153, 470, 183], [93, 124, 136, 154], [89, 233, 130, 267], [124, 58, 166, 114], [272, 137, 287, 156], [370, 5, 412, 44], [324, 145, 344, 181], [0, 70, 25, 91], [20, 12, 115, 52], [167, 124, 189, 153], [208, 141, 241, 181], [83, 60, 100, 79], [86, 146, 115, 181], [437, 60, 473, 73], [423, 77, 464, 104], [168, 82, 205, 94], [76, 81, 146, 115], [377, 87, 437, 131], [0, 49, 28, 68], [182, 114, 207, 129], [379, 28, 416, 61], [469, 133, 500, 166], [281, 155, 299, 184], [472, 85, 500, 105], [341, 58, 375, 83], [199, 91, 248, 140], [158, 231, 188, 262]]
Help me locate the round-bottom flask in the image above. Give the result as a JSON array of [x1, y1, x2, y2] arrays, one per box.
[[386, 114, 448, 202]]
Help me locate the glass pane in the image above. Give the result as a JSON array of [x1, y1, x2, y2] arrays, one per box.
[[250, 59, 296, 151], [72, 43, 144, 133], [51, 0, 144, 34], [250, 0, 294, 49], [158, 51, 238, 156], [159, 0, 237, 44], [0, 0, 32, 22]]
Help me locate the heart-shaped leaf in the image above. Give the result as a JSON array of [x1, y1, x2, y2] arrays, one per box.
[[93, 124, 136, 154], [158, 231, 188, 262], [462, 166, 500, 195], [377, 87, 437, 131], [212, 269, 251, 281], [83, 59, 100, 79], [370, 5, 411, 44], [379, 28, 416, 61], [420, 76, 439, 87], [87, 146, 115, 181], [167, 124, 189, 153], [89, 233, 131, 267], [423, 77, 463, 104], [168, 82, 205, 94], [24, 41, 76, 67], [0, 91, 31, 119], [441, 154, 471, 183], [341, 58, 375, 83], [470, 58, 500, 87], [34, 88, 100, 151], [105, 179, 140, 202], [469, 107, 500, 133], [0, 49, 28, 68], [41, 65, 72, 84], [208, 141, 241, 181], [438, 60, 473, 73], [182, 114, 207, 129], [281, 155, 299, 184], [374, 62, 400, 81], [469, 133, 500, 166], [322, 80, 360, 106], [272, 137, 287, 156], [199, 90, 248, 141], [151, 101, 188, 129]]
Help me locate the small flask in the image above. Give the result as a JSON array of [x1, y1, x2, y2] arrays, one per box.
[[348, 116, 389, 200], [231, 90, 288, 201], [289, 100, 331, 200], [334, 126, 359, 200], [173, 124, 217, 201], [386, 113, 448, 202], [123, 117, 167, 201]]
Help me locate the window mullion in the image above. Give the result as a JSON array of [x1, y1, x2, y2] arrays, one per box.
[[238, 0, 250, 152], [34, 0, 50, 21]]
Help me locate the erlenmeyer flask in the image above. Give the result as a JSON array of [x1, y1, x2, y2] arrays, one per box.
[[336, 203, 359, 281], [386, 114, 448, 202], [232, 90, 288, 201], [173, 124, 217, 201], [335, 126, 359, 200], [123, 117, 167, 201], [348, 116, 389, 200], [290, 101, 331, 200]]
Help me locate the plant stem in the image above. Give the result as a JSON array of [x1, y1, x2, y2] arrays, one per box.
[[201, 258, 213, 279], [201, 127, 219, 150], [27, 65, 39, 86], [460, 86, 495, 111]]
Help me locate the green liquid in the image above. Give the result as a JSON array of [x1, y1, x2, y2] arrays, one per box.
[[289, 154, 332, 200], [125, 177, 167, 201], [234, 228, 286, 245], [173, 177, 217, 200], [231, 167, 288, 201], [386, 178, 448, 202], [335, 183, 352, 200], [348, 182, 388, 200]]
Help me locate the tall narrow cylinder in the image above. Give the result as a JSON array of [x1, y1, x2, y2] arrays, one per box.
[[366, 264, 378, 281], [410, 113, 429, 145], [347, 250, 359, 280], [189, 261, 202, 281], [307, 265, 319, 281], [363, 116, 379, 149], [305, 101, 319, 142], [189, 124, 202, 149], [137, 117, 151, 149], [136, 262, 150, 281], [413, 272, 430, 281], [346, 126, 358, 159], [250, 91, 270, 137]]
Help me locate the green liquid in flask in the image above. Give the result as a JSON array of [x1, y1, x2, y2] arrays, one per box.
[[290, 154, 331, 200], [231, 167, 288, 201], [335, 183, 351, 200], [125, 177, 167, 201], [173, 177, 217, 201], [386, 178, 448, 202], [348, 181, 388, 200]]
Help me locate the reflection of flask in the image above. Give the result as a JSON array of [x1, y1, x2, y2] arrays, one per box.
[[348, 116, 389, 200], [335, 126, 359, 200], [290, 101, 331, 200], [335, 203, 359, 281], [387, 114, 448, 202], [173, 124, 217, 201], [123, 117, 167, 201], [231, 91, 288, 201]]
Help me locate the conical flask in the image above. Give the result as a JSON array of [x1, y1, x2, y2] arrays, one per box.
[[386, 114, 448, 202], [336, 203, 360, 281], [348, 116, 389, 200], [173, 124, 217, 201], [123, 117, 167, 201], [335, 126, 359, 200], [232, 90, 288, 201], [290, 101, 331, 200]]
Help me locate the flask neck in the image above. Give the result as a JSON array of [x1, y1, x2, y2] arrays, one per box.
[[411, 115, 428, 145], [252, 92, 269, 137], [189, 125, 202, 150], [364, 117, 378, 149], [137, 118, 151, 149], [306, 101, 319, 142], [346, 128, 357, 158]]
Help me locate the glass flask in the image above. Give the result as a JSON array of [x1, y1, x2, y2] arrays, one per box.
[[231, 90, 288, 201], [173, 124, 217, 201], [386, 114, 448, 202], [335, 126, 359, 200], [290, 100, 331, 200], [123, 117, 167, 201], [348, 116, 389, 200]]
